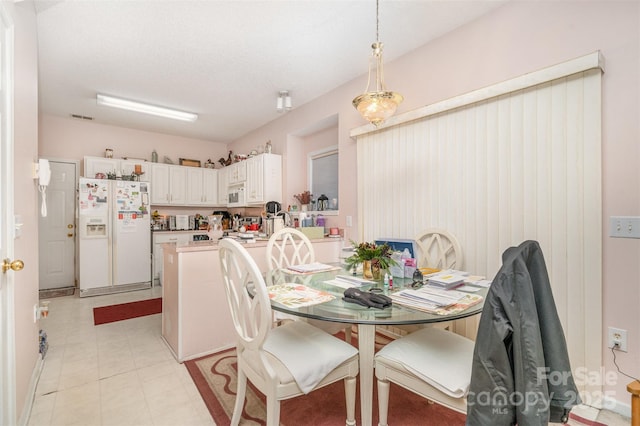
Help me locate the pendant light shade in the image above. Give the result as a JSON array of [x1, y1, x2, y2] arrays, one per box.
[[352, 1, 403, 127]]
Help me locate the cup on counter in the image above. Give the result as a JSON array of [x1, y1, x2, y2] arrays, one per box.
[[330, 227, 340, 236]]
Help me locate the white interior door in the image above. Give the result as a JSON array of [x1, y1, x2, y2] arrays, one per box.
[[0, 3, 16, 424], [38, 160, 77, 290]]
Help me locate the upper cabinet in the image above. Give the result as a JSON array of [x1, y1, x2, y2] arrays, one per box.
[[246, 153, 282, 205], [151, 163, 219, 207], [186, 168, 218, 206], [217, 167, 228, 205], [84, 156, 150, 180], [227, 161, 247, 185]]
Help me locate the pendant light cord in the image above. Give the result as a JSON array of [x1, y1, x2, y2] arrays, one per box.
[[375, 0, 379, 43]]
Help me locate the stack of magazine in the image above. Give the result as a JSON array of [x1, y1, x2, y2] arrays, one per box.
[[427, 273, 466, 289], [390, 286, 483, 315]]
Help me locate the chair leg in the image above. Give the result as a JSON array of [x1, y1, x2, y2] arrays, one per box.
[[377, 378, 390, 426], [231, 370, 247, 426], [266, 396, 281, 426], [344, 376, 357, 426]]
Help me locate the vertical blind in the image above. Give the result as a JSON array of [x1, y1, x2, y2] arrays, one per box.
[[354, 54, 602, 398]]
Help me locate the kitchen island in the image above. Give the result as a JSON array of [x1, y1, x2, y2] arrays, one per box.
[[161, 236, 344, 362]]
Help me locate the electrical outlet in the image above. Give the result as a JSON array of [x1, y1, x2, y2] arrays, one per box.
[[609, 216, 640, 238], [33, 304, 38, 323], [346, 216, 352, 227], [607, 327, 627, 352]]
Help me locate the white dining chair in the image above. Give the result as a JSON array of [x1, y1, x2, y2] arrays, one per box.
[[414, 228, 463, 271], [393, 228, 464, 335], [374, 327, 475, 425], [219, 238, 359, 426], [266, 228, 352, 341]]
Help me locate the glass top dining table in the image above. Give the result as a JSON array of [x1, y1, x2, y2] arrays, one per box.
[[264, 266, 487, 426]]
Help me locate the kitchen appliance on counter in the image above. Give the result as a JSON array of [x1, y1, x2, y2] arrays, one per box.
[[175, 214, 189, 230], [79, 178, 151, 297], [264, 201, 283, 236]]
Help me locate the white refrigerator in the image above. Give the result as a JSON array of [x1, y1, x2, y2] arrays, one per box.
[[79, 178, 151, 297]]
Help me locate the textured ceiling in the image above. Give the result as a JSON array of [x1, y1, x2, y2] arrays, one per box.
[[34, 0, 506, 142]]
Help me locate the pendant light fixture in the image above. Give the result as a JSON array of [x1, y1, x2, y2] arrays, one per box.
[[352, 0, 403, 127]]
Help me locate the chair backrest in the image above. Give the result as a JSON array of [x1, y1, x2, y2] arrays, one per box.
[[414, 228, 463, 270], [266, 228, 315, 269], [219, 238, 272, 351]]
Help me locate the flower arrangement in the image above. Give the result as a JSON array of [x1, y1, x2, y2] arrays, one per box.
[[294, 191, 312, 205], [344, 240, 397, 271]]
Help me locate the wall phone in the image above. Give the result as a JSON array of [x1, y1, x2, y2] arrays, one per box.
[[37, 159, 51, 216]]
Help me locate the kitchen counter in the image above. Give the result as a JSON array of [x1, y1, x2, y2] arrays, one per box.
[[168, 236, 342, 253], [160, 235, 344, 362]]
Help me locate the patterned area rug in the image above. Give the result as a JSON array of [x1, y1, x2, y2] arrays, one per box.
[[93, 297, 162, 325], [185, 329, 466, 425], [39, 287, 75, 299]]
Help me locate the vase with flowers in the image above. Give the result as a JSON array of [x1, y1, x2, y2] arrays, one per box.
[[344, 241, 397, 280], [294, 191, 312, 211]]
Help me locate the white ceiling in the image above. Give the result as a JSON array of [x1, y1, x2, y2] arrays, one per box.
[[34, 0, 506, 143]]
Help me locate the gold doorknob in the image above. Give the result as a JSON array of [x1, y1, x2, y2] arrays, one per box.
[[2, 258, 24, 273], [67, 233, 74, 238], [67, 224, 74, 229]]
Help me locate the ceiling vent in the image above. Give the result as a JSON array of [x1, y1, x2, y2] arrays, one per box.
[[70, 114, 94, 120]]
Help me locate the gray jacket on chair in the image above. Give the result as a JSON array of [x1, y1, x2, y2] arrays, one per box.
[[466, 240, 580, 426]]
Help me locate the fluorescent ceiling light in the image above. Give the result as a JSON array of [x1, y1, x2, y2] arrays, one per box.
[[96, 94, 198, 122]]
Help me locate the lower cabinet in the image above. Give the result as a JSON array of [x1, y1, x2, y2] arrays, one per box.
[[152, 231, 207, 285]]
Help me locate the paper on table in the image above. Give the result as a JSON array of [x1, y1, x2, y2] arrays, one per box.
[[324, 275, 375, 289], [267, 283, 335, 308], [284, 262, 340, 274]]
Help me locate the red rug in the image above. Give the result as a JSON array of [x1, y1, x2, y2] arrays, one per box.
[[93, 297, 162, 325], [185, 329, 466, 425]]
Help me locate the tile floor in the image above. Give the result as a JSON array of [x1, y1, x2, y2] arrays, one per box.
[[26, 288, 631, 426], [27, 287, 214, 426]]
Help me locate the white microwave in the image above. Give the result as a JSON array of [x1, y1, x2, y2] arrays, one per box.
[[228, 185, 245, 207]]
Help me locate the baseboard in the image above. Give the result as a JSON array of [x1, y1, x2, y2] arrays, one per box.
[[18, 354, 44, 426], [602, 394, 632, 419]]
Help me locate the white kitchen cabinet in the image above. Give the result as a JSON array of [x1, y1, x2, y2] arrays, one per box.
[[169, 166, 187, 204], [217, 166, 228, 205], [185, 167, 218, 206], [185, 168, 204, 205], [246, 153, 282, 205], [202, 168, 218, 205], [84, 156, 150, 180], [150, 163, 170, 204], [150, 163, 186, 205], [227, 160, 246, 185]]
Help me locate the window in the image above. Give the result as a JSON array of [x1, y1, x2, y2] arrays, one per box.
[[309, 146, 338, 210]]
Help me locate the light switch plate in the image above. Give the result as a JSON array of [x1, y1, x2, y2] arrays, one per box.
[[609, 216, 640, 238]]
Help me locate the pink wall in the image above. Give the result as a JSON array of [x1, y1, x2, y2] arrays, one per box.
[[230, 1, 640, 410], [30, 0, 640, 412], [39, 114, 229, 170], [14, 2, 41, 419]]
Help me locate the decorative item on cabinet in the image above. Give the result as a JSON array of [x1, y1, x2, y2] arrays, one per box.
[[219, 150, 233, 167], [179, 158, 201, 167], [105, 148, 113, 158], [265, 140, 272, 154], [151, 150, 158, 163]]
